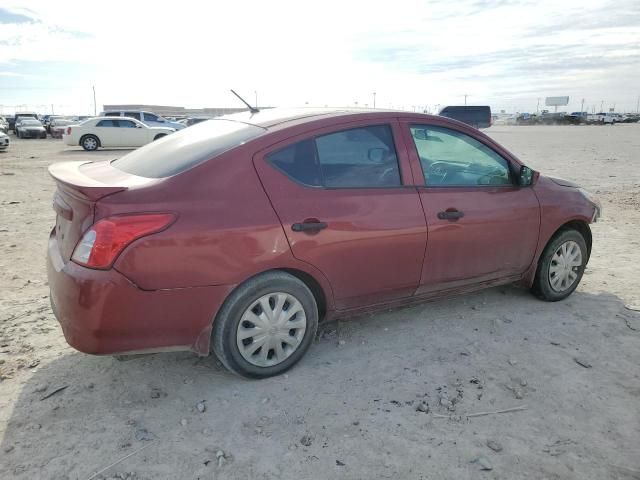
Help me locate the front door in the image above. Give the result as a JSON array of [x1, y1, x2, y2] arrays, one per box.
[[402, 122, 540, 293], [118, 119, 145, 147], [254, 121, 427, 310]]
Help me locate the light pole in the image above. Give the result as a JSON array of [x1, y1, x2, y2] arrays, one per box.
[[536, 97, 541, 114], [600, 100, 604, 112], [254, 91, 258, 109], [372, 91, 376, 109], [581, 98, 585, 114], [464, 94, 468, 105], [92, 85, 97, 116]]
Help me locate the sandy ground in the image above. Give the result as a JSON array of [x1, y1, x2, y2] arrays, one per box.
[[0, 124, 639, 480]]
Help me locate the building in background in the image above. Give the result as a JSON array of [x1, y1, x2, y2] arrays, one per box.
[[102, 105, 264, 118]]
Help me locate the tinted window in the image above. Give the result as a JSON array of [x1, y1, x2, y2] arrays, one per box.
[[267, 139, 321, 187], [112, 119, 265, 178], [105, 112, 120, 117], [315, 125, 400, 187], [119, 120, 137, 128], [96, 120, 116, 127], [410, 125, 511, 186], [143, 113, 159, 122], [124, 112, 141, 120]]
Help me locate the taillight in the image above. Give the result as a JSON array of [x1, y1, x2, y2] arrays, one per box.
[[66, 127, 72, 135], [71, 213, 175, 269]]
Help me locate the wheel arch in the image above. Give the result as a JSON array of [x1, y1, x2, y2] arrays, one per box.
[[194, 266, 332, 356], [79, 133, 101, 147], [522, 217, 593, 288]]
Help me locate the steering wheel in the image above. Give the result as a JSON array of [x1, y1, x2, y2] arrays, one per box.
[[427, 161, 452, 184]]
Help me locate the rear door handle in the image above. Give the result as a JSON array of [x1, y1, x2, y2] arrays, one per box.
[[437, 210, 464, 220], [291, 221, 328, 232]]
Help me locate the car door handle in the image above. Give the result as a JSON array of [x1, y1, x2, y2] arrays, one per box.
[[437, 210, 464, 220], [291, 221, 328, 232]]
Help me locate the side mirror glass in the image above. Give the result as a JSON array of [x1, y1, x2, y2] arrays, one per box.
[[519, 165, 535, 186]]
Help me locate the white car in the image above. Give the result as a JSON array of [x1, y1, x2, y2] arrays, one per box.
[[587, 113, 614, 124], [63, 117, 176, 151], [0, 131, 9, 150]]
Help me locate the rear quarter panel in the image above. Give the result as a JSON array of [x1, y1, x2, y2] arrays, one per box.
[[104, 144, 335, 311]]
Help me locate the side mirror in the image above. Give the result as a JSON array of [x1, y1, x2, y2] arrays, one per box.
[[368, 147, 387, 163], [519, 165, 537, 186]]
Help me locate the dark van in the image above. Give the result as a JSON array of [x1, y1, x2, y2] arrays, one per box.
[[439, 106, 492, 129]]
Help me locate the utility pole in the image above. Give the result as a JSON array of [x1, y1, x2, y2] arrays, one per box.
[[92, 85, 97, 116], [254, 91, 258, 109], [600, 100, 604, 112], [51, 104, 54, 115], [637, 95, 640, 113], [536, 97, 541, 114], [372, 91, 376, 109], [464, 94, 468, 105], [580, 98, 584, 114]]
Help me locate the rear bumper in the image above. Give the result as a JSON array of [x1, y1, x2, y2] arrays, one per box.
[[47, 230, 233, 355]]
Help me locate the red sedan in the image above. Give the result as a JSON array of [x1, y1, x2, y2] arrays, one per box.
[[47, 109, 600, 378]]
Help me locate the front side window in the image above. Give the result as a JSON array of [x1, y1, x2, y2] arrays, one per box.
[[410, 125, 512, 186], [266, 125, 401, 188], [119, 120, 138, 128]]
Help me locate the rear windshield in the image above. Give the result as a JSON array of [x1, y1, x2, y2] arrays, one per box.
[[111, 119, 266, 178]]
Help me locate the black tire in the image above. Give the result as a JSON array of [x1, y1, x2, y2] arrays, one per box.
[[153, 133, 167, 141], [531, 229, 588, 301], [80, 135, 99, 151], [212, 271, 318, 379]]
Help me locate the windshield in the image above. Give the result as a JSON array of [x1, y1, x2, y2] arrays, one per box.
[[112, 119, 266, 178], [21, 120, 41, 126]]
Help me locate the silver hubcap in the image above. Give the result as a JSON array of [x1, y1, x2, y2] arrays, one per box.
[[84, 138, 97, 149], [549, 240, 583, 292], [236, 292, 307, 367]]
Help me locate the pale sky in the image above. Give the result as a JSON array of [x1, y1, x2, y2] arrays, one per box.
[[0, 0, 639, 115]]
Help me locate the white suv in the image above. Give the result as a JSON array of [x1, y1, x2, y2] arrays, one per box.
[[101, 110, 185, 130]]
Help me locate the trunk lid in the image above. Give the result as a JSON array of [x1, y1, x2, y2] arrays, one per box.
[[49, 160, 153, 262]]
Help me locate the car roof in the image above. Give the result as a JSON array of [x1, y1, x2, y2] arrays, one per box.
[[218, 108, 440, 129]]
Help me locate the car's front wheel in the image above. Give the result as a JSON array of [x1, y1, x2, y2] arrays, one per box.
[[80, 135, 99, 151], [532, 229, 588, 301], [212, 271, 318, 378]]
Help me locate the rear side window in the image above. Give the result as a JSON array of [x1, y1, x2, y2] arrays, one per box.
[[96, 120, 115, 127], [268, 139, 322, 187], [266, 125, 401, 188], [124, 112, 141, 120], [105, 112, 120, 117], [112, 119, 265, 178], [143, 113, 159, 122], [119, 120, 137, 128]]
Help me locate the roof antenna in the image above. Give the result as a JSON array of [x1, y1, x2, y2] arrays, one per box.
[[230, 89, 259, 114]]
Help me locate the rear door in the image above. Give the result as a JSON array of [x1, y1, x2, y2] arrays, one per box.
[[401, 121, 540, 293], [254, 120, 427, 310]]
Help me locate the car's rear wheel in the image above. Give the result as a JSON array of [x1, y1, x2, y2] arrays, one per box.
[[81, 135, 99, 151], [212, 271, 318, 378], [532, 229, 587, 301]]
